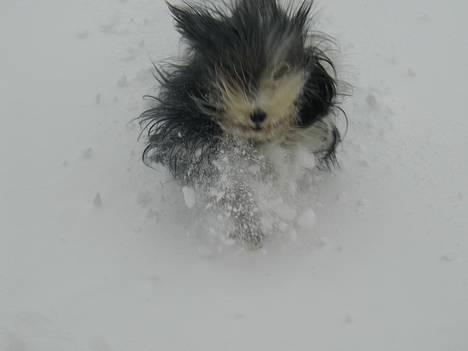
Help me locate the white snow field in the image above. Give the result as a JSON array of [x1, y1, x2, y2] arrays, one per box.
[[1, 0, 468, 350]]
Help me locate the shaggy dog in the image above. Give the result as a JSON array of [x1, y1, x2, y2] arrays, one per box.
[[140, 0, 345, 248]]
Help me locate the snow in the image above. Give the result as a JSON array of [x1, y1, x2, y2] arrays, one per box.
[[182, 186, 196, 209], [93, 193, 103, 208], [1, 0, 468, 350], [297, 208, 317, 230]]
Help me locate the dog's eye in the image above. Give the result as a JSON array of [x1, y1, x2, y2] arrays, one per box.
[[272, 63, 291, 80]]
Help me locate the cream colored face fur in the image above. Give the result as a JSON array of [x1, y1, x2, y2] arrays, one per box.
[[215, 68, 306, 142]]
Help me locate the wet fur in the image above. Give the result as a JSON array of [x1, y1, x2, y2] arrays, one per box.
[[139, 0, 345, 248]]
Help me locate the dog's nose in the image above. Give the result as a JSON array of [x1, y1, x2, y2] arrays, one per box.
[[250, 110, 267, 125]]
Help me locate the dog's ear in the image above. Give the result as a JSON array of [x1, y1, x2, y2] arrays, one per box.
[[167, 2, 222, 50], [298, 55, 337, 127]]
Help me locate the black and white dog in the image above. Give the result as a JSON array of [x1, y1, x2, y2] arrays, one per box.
[[140, 0, 345, 248]]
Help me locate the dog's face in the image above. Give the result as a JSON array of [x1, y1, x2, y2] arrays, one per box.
[[213, 60, 306, 141], [169, 0, 336, 142]]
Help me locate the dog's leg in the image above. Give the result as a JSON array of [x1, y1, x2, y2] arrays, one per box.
[[285, 117, 340, 167], [220, 180, 264, 250]]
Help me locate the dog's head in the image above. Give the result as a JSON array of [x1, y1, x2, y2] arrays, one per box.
[[168, 0, 337, 142]]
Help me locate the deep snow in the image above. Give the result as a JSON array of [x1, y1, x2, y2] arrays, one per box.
[[1, 0, 467, 350]]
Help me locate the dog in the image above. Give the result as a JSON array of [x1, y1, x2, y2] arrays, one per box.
[[140, 0, 345, 249]]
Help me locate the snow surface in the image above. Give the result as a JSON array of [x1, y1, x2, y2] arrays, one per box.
[[1, 0, 468, 350]]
